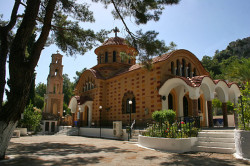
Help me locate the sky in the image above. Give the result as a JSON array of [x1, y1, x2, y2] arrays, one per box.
[[1, 0, 250, 90]]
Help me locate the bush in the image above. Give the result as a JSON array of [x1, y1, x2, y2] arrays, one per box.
[[143, 109, 200, 138], [152, 109, 176, 124], [236, 82, 250, 130], [17, 102, 42, 132]]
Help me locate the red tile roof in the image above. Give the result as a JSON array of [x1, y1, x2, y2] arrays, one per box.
[[101, 37, 129, 46]]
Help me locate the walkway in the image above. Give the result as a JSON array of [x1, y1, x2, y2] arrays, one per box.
[[1, 135, 249, 166]]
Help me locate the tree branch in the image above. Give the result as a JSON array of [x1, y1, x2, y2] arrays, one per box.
[[29, 0, 57, 69], [5, 0, 21, 31], [110, 0, 137, 42]]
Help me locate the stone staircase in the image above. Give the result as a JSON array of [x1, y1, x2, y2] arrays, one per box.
[[129, 130, 140, 143], [55, 127, 79, 136], [195, 129, 235, 154]]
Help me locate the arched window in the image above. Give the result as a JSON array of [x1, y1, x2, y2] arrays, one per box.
[[193, 68, 197, 77], [105, 52, 108, 63], [86, 83, 88, 91], [113, 51, 116, 62], [182, 59, 186, 77], [168, 93, 173, 110], [188, 63, 191, 77], [176, 60, 180, 76], [88, 82, 91, 90], [128, 58, 131, 64], [171, 61, 174, 75], [99, 56, 102, 64], [122, 91, 136, 114]]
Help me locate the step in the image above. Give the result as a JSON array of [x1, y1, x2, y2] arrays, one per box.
[[196, 141, 235, 148], [198, 132, 234, 138], [129, 138, 138, 142], [201, 130, 234, 133], [195, 146, 235, 154], [197, 137, 235, 143]]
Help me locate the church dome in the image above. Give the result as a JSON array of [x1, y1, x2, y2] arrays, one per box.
[[101, 37, 129, 46]]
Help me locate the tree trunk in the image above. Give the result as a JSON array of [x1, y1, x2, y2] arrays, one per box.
[[0, 121, 17, 159], [0, 0, 56, 160]]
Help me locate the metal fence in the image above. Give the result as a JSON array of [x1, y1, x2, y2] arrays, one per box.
[[141, 116, 202, 138]]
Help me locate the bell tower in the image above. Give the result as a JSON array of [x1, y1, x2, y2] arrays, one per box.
[[44, 52, 64, 116]]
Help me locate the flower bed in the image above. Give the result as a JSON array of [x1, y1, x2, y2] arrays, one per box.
[[138, 135, 197, 153]]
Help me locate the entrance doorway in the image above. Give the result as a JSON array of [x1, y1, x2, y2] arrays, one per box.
[[183, 96, 188, 117]]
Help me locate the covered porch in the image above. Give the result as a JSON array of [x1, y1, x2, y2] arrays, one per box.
[[159, 76, 241, 128]]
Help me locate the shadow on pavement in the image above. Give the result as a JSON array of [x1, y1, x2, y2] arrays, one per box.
[[0, 142, 133, 165], [160, 153, 250, 166]]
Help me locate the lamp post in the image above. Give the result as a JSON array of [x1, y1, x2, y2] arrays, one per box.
[[63, 110, 66, 129], [99, 106, 102, 138], [78, 107, 81, 127], [77, 106, 81, 135], [129, 100, 132, 139]]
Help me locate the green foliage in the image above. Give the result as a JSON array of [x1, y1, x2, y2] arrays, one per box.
[[126, 30, 177, 69], [235, 82, 250, 130], [35, 83, 47, 97], [201, 37, 250, 81], [73, 68, 87, 85], [94, 0, 179, 25], [143, 121, 199, 138], [63, 74, 74, 105], [17, 102, 42, 132], [34, 95, 45, 110], [63, 102, 71, 116], [212, 98, 234, 115], [152, 109, 176, 125]]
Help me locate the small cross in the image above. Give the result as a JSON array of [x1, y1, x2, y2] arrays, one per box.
[[113, 27, 120, 37], [56, 50, 59, 54]]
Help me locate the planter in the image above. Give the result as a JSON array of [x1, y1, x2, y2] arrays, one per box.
[[235, 130, 250, 159], [138, 135, 197, 153], [16, 128, 28, 136]]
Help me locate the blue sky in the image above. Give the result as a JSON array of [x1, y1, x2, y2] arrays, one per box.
[[1, 0, 250, 88]]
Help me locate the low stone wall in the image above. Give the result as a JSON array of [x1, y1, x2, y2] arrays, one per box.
[[16, 128, 27, 136], [138, 135, 197, 153], [235, 130, 250, 160], [79, 127, 129, 140]]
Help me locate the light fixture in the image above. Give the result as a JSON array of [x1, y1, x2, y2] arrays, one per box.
[[99, 106, 102, 109], [129, 100, 132, 105]]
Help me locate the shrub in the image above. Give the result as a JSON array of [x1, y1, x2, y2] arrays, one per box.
[[236, 82, 250, 130]]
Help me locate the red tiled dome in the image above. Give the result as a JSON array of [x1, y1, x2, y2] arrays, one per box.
[[101, 37, 129, 46]]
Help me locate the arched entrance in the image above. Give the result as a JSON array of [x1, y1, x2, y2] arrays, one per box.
[[84, 106, 89, 126]]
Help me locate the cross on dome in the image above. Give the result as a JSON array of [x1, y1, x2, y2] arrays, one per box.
[[113, 27, 120, 37]]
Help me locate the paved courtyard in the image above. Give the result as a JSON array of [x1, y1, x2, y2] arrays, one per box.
[[1, 135, 249, 166]]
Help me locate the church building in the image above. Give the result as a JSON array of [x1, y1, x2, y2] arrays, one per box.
[[68, 31, 241, 128]]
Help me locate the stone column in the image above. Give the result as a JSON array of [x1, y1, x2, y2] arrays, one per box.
[[222, 102, 228, 127], [192, 99, 198, 116], [207, 101, 214, 128]]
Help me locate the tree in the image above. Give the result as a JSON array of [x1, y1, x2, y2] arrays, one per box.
[[201, 37, 250, 80], [35, 83, 47, 98], [17, 102, 42, 132], [63, 74, 73, 104], [0, 0, 179, 159], [73, 68, 87, 86], [223, 58, 250, 85]]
